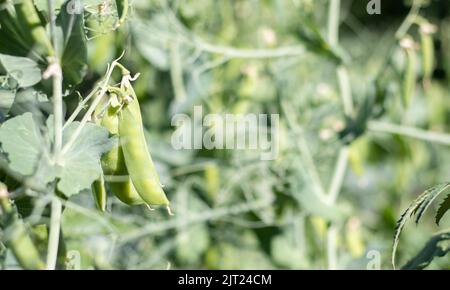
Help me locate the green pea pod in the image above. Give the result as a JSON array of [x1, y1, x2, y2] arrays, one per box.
[[92, 174, 107, 211], [400, 37, 417, 108], [420, 23, 436, 83], [403, 49, 417, 108], [119, 88, 169, 207], [15, 0, 54, 56], [0, 183, 45, 270], [99, 98, 144, 206], [115, 0, 129, 28]]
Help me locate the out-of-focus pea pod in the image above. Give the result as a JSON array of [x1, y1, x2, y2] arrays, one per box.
[[345, 217, 365, 258], [115, 0, 129, 28], [419, 22, 437, 85], [92, 174, 107, 211], [348, 136, 369, 176], [118, 77, 170, 209], [0, 183, 45, 270], [204, 163, 220, 201], [15, 0, 54, 56], [400, 37, 418, 109], [91, 95, 109, 211]]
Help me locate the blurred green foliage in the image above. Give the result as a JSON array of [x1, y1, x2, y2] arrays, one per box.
[[1, 0, 450, 269]]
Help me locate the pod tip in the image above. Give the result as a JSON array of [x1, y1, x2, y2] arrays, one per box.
[[166, 206, 174, 216]]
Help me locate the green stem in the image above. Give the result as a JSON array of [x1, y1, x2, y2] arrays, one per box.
[[327, 0, 340, 47], [170, 38, 187, 102], [325, 0, 352, 270], [46, 0, 63, 270], [395, 0, 422, 39], [61, 53, 125, 155], [46, 195, 62, 270], [368, 121, 450, 146], [327, 147, 349, 205]]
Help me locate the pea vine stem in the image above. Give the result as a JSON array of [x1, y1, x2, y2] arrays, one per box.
[[61, 52, 125, 155], [46, 0, 63, 270], [368, 121, 450, 146]]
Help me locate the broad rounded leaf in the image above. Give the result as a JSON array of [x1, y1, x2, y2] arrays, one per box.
[[0, 54, 41, 88], [57, 121, 114, 196], [0, 113, 42, 175]]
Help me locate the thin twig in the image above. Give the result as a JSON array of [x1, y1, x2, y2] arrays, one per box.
[[368, 121, 450, 146]]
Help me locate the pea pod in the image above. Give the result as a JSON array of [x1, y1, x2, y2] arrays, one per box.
[[92, 174, 107, 211], [420, 23, 436, 84], [96, 94, 144, 206], [0, 183, 45, 270], [400, 37, 417, 108], [115, 0, 129, 28], [15, 0, 54, 56], [118, 82, 170, 207]]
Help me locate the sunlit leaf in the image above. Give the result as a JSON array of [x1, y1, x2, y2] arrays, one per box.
[[0, 54, 41, 88]]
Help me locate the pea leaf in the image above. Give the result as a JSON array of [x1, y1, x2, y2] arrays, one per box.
[[0, 113, 113, 197], [56, 0, 88, 89], [0, 88, 16, 119], [0, 3, 37, 57], [174, 184, 210, 264], [271, 234, 306, 268], [131, 19, 170, 70], [0, 54, 41, 88], [0, 113, 43, 175], [55, 121, 114, 196]]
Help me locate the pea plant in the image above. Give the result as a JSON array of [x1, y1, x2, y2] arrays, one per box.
[[0, 0, 172, 269], [0, 0, 449, 270]]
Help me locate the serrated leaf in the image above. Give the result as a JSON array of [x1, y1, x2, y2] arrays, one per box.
[[413, 183, 450, 225], [0, 113, 43, 175], [436, 193, 450, 226], [392, 183, 450, 268], [0, 54, 41, 88], [401, 230, 450, 270]]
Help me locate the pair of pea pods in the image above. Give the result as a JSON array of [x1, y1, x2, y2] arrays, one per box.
[[92, 78, 170, 212]]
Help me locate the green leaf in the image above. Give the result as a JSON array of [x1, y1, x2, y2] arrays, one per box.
[[436, 193, 450, 226], [56, 121, 114, 196], [0, 113, 43, 175], [271, 234, 305, 268], [401, 230, 450, 270], [56, 0, 88, 89], [0, 113, 113, 196], [0, 88, 15, 118], [131, 19, 170, 70], [174, 184, 210, 264], [392, 183, 450, 268], [0, 54, 41, 88], [32, 0, 64, 13], [0, 4, 35, 57]]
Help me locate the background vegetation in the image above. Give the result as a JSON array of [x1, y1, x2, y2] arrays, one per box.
[[0, 0, 449, 269]]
